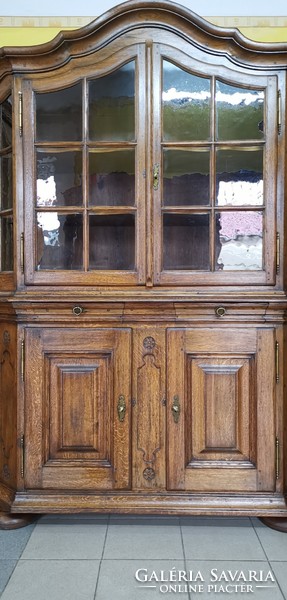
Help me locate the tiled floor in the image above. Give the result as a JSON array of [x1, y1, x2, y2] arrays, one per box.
[[0, 515, 287, 599]]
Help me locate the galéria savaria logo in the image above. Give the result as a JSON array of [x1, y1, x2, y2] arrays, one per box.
[[134, 568, 276, 594]]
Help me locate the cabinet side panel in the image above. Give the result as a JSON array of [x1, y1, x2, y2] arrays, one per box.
[[0, 323, 17, 491]]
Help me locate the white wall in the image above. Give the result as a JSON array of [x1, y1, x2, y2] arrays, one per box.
[[1, 0, 287, 16]]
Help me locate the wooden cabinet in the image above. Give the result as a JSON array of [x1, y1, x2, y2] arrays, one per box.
[[24, 328, 131, 491], [0, 1, 287, 531], [167, 328, 275, 493]]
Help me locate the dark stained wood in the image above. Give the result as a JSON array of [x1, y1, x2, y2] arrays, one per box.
[[0, 324, 17, 489], [260, 517, 287, 532], [0, 0, 287, 528], [0, 511, 36, 530]]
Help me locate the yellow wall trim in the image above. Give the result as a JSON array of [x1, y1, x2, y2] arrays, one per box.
[[0, 16, 286, 45], [0, 16, 92, 28], [1, 15, 287, 28]]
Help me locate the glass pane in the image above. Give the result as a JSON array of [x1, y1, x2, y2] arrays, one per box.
[[216, 211, 263, 271], [216, 81, 264, 140], [89, 150, 135, 206], [36, 83, 82, 142], [36, 212, 83, 270], [163, 149, 210, 206], [89, 62, 135, 141], [1, 155, 13, 210], [163, 213, 210, 270], [216, 148, 263, 206], [1, 216, 13, 271], [89, 214, 135, 270], [1, 96, 12, 149], [162, 61, 210, 141], [36, 151, 82, 207]]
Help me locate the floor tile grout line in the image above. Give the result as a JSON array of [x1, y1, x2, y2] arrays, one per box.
[[0, 522, 37, 598], [250, 518, 270, 562], [251, 518, 286, 600], [0, 521, 37, 598], [13, 556, 283, 562], [93, 513, 110, 600], [179, 519, 191, 600], [0, 560, 19, 599], [15, 557, 188, 562]]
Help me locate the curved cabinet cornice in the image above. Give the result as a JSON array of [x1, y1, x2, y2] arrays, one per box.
[[1, 0, 287, 82]]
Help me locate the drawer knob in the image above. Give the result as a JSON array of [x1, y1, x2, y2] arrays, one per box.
[[72, 305, 84, 316], [215, 306, 226, 317]]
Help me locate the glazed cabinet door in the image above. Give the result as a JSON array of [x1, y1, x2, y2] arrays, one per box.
[[167, 327, 276, 492], [23, 44, 147, 287], [152, 44, 278, 287], [24, 328, 131, 490]]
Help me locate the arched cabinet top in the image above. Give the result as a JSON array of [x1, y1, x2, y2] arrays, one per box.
[[1, 0, 287, 82]]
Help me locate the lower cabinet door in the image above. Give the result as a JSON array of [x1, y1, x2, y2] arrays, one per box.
[[167, 328, 276, 492], [25, 327, 131, 490]]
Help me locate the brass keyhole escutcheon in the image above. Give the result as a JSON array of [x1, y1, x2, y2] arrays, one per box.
[[172, 395, 180, 423], [117, 395, 126, 422], [215, 306, 226, 317], [153, 164, 159, 190], [72, 305, 84, 316]]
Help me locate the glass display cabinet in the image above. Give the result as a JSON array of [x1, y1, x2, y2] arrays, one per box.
[[0, 0, 286, 531]]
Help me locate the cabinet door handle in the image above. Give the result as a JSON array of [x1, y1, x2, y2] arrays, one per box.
[[117, 395, 126, 422], [153, 164, 159, 190], [172, 395, 180, 423]]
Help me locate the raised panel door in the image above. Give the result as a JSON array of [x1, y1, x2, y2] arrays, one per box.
[[24, 327, 131, 490], [167, 328, 275, 492]]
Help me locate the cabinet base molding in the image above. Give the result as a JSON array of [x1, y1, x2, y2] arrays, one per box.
[[259, 517, 287, 533], [10, 492, 287, 517], [0, 511, 36, 530]]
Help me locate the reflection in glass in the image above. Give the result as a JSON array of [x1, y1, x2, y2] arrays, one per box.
[[1, 216, 13, 271], [216, 148, 263, 206], [1, 155, 13, 210], [89, 150, 135, 206], [216, 81, 264, 141], [163, 61, 210, 141], [36, 151, 82, 207], [89, 214, 135, 270], [163, 149, 210, 206], [216, 211, 263, 270], [89, 62, 135, 141], [0, 96, 12, 148], [36, 83, 82, 142], [36, 212, 83, 270], [163, 213, 210, 270]]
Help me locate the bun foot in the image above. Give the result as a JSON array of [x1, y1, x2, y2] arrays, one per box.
[[259, 517, 287, 533], [0, 511, 36, 530]]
